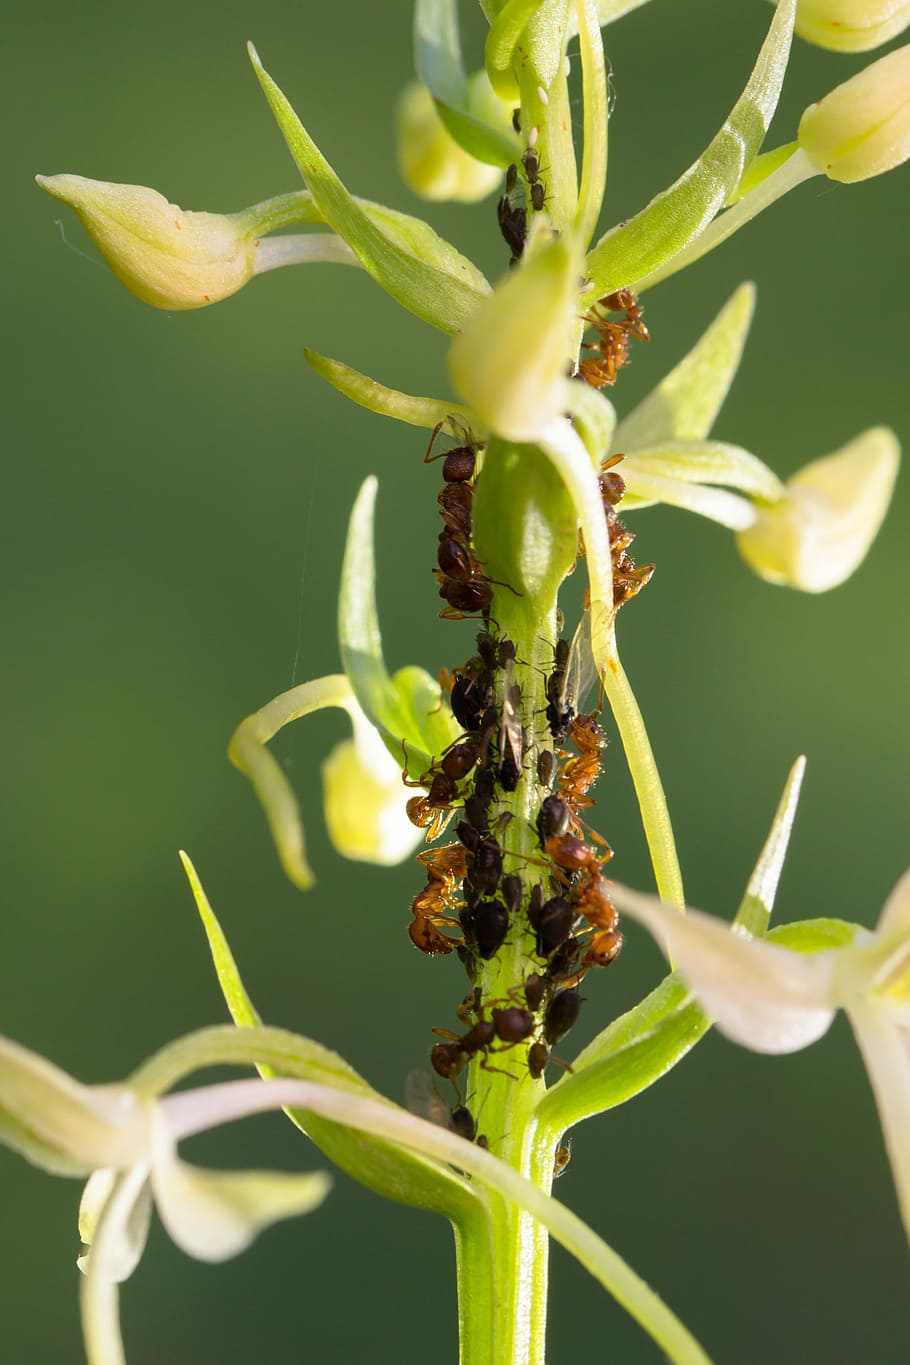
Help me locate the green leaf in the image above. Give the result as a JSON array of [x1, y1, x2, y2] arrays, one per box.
[[613, 283, 756, 449], [535, 973, 709, 1134], [768, 918, 859, 953], [584, 0, 795, 297], [304, 349, 473, 432], [248, 43, 489, 333], [228, 673, 355, 890], [174, 861, 486, 1220], [339, 477, 459, 774], [415, 0, 520, 165], [734, 756, 806, 937]]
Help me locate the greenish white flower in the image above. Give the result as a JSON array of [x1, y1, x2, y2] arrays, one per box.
[[798, 43, 910, 181], [612, 868, 910, 1250], [606, 286, 900, 592], [735, 428, 900, 591], [0, 1034, 331, 1365], [35, 175, 262, 310], [321, 697, 424, 865], [396, 81, 504, 202], [789, 0, 910, 51]]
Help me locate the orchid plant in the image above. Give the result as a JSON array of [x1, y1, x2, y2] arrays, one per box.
[[9, 1, 910, 1361]]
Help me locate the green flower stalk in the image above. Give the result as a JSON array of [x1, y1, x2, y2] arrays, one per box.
[[17, 1, 909, 1362]]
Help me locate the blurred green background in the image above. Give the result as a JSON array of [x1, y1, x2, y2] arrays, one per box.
[[2, 1, 908, 1361]]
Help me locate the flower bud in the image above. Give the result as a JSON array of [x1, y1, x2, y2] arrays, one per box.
[[396, 81, 503, 203], [798, 44, 910, 181], [36, 174, 258, 309], [791, 0, 910, 52], [736, 427, 899, 592], [321, 706, 422, 865], [448, 235, 578, 442]]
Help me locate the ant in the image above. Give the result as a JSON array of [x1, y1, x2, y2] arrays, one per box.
[[557, 713, 607, 812], [578, 288, 650, 390]]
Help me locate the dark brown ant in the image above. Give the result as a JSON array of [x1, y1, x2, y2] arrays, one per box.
[[530, 181, 546, 213], [424, 423, 479, 484], [522, 146, 540, 184]]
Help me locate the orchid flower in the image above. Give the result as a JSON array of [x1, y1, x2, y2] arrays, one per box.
[[611, 869, 910, 1250], [0, 1033, 331, 1365]]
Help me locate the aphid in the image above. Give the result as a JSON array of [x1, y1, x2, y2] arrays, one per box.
[[492, 1007, 535, 1044], [537, 748, 559, 789], [546, 935, 584, 987], [546, 613, 598, 742], [467, 836, 504, 895], [405, 1071, 452, 1130], [529, 894, 575, 958], [497, 167, 527, 261], [522, 146, 540, 184], [543, 989, 582, 1046], [466, 898, 510, 959], [530, 181, 546, 213], [500, 873, 523, 917], [523, 973, 546, 1013], [450, 670, 494, 732], [449, 1104, 477, 1141], [537, 794, 573, 846], [498, 666, 525, 792], [553, 1137, 573, 1177], [528, 1041, 550, 1080]]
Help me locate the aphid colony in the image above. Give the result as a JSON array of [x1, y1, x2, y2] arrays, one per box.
[[408, 411, 653, 1147], [496, 139, 548, 265]]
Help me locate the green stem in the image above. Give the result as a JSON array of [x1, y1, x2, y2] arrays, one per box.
[[460, 584, 558, 1365], [600, 637, 685, 907]]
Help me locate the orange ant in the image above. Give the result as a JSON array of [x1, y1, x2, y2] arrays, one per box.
[[557, 713, 607, 813], [579, 288, 649, 390]]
